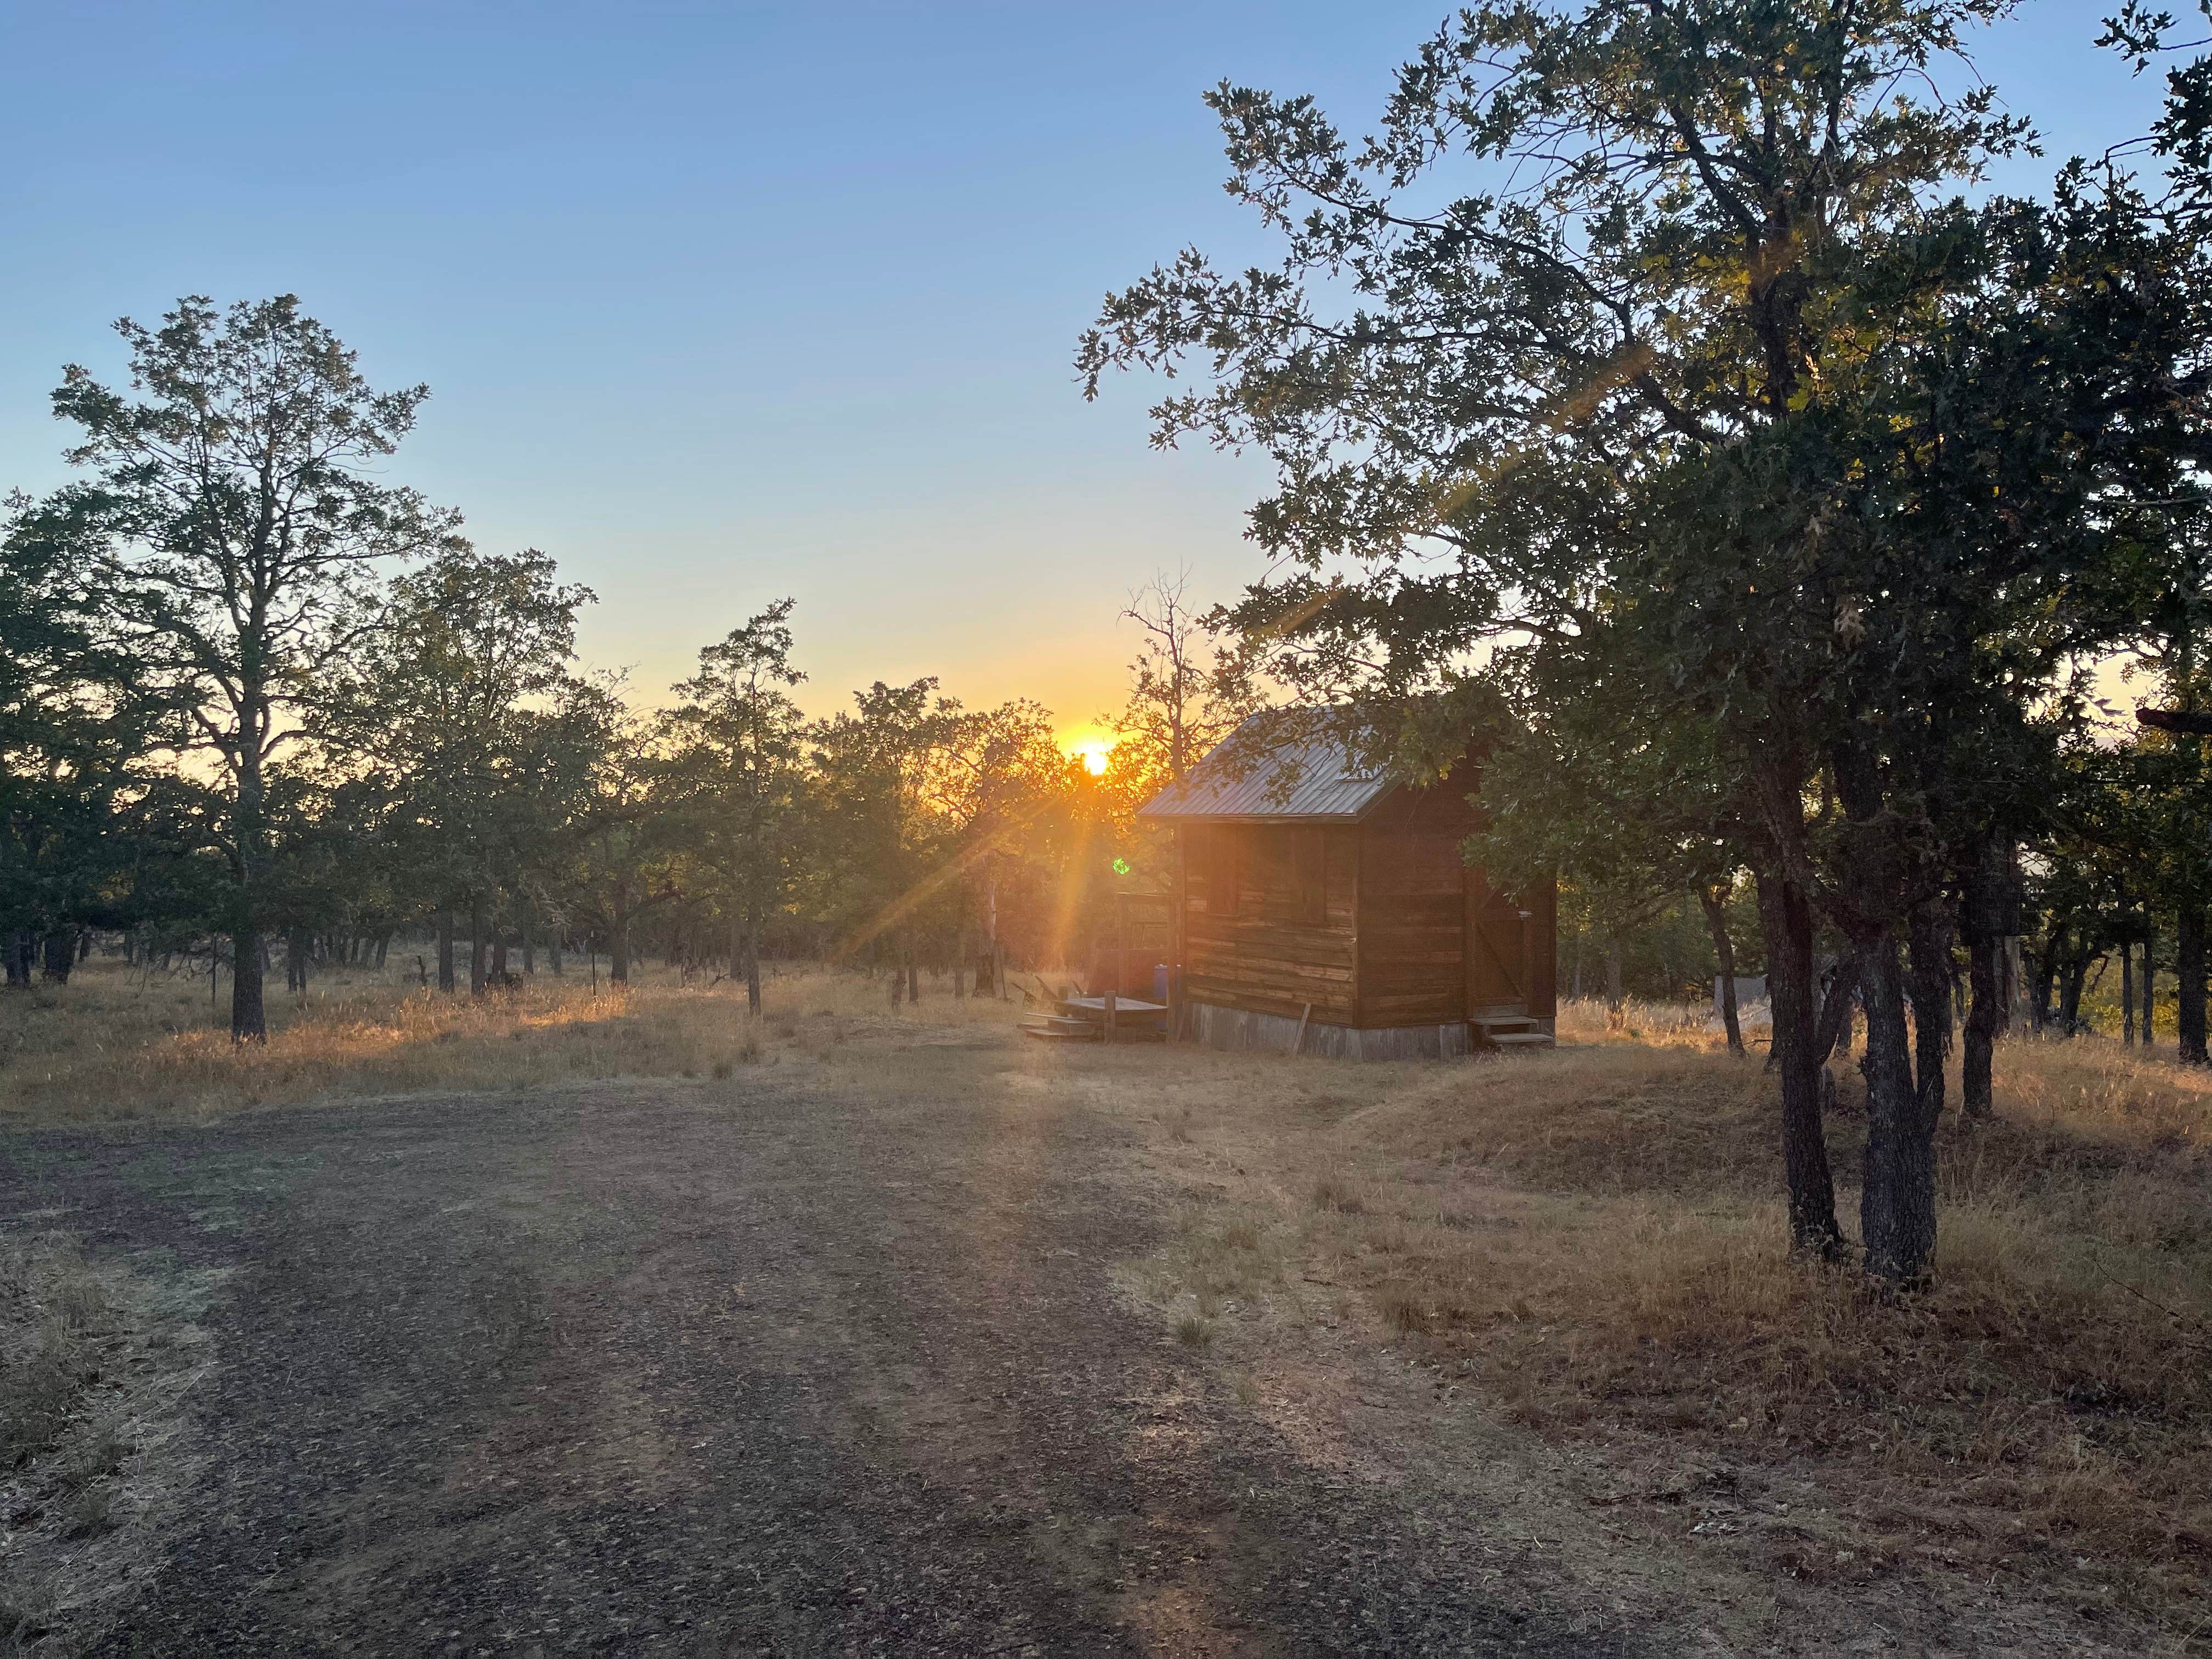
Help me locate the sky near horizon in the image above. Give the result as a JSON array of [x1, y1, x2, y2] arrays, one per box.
[[0, 2, 2170, 751]]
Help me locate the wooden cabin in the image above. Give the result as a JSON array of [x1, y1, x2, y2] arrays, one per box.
[[1137, 716, 1556, 1058]]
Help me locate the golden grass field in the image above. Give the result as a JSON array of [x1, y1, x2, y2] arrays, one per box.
[[7, 957, 2210, 1637], [0, 955, 1018, 1122], [1125, 998, 2212, 1636]]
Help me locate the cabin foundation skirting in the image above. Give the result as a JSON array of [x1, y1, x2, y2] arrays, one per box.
[[1184, 1000, 1493, 1060]]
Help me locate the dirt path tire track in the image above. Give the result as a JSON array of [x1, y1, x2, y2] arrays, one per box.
[[3, 1047, 1644, 1656]]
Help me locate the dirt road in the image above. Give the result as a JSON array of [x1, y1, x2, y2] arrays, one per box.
[[3, 1033, 1657, 1656]]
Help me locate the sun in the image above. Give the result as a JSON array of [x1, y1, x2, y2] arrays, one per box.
[[1067, 735, 1114, 777]]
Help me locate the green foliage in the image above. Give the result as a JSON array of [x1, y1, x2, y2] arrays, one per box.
[[660, 601, 810, 995], [315, 546, 599, 960], [0, 493, 193, 965]]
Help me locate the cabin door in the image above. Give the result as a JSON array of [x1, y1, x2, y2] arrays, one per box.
[[1464, 874, 1530, 1014]]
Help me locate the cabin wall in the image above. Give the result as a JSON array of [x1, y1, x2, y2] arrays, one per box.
[[1180, 822, 1358, 1024], [1356, 785, 1484, 1029], [1523, 877, 1558, 1019], [1167, 770, 1558, 1037]]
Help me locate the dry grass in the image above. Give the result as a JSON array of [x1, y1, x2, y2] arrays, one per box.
[[0, 1231, 213, 1651], [1128, 998, 2212, 1631], [0, 956, 1024, 1124], [0, 1235, 115, 1473]]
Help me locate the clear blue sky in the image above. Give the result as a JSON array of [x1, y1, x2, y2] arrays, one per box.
[[0, 1, 2164, 741]]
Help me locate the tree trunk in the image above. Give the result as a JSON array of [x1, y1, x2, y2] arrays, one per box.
[[611, 885, 631, 986], [1699, 886, 1743, 1056], [1963, 931, 2000, 1120], [3, 930, 30, 987], [2122, 936, 2136, 1045], [469, 895, 488, 997], [743, 905, 761, 1015], [492, 926, 509, 982], [41, 930, 75, 984], [2032, 927, 2062, 1033], [437, 908, 456, 994], [231, 924, 266, 1042], [2144, 933, 2157, 1046], [1813, 951, 1861, 1064], [1906, 898, 1954, 1131], [548, 929, 563, 975], [1604, 936, 1624, 1016], [375, 934, 389, 970], [2058, 949, 2093, 1035], [2179, 905, 2207, 1064], [1754, 865, 1843, 1259], [229, 695, 271, 1041], [1859, 932, 1937, 1287]]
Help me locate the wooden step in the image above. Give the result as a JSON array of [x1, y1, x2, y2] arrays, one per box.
[[1022, 1015, 1102, 1040], [1471, 1013, 1554, 1051]]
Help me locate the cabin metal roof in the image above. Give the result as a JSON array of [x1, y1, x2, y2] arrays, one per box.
[[1135, 713, 1400, 823]]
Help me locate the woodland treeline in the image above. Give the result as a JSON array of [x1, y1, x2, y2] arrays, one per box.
[[0, 296, 1255, 1034], [1081, 0, 2212, 1284]]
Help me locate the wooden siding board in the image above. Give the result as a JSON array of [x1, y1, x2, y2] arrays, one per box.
[[1523, 875, 1558, 1018], [1325, 829, 1357, 927], [1294, 827, 1326, 926], [1184, 962, 1355, 997], [1358, 815, 1478, 1024], [1357, 775, 1484, 839], [1173, 824, 1188, 1035], [1352, 824, 1367, 1026], [1185, 979, 1356, 1023], [1362, 916, 1463, 939], [1184, 946, 1355, 978], [1363, 930, 1462, 949], [1187, 921, 1354, 964], [1361, 837, 1466, 896]]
